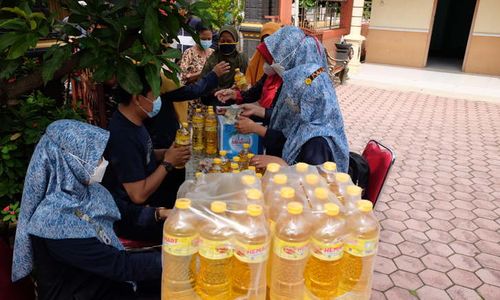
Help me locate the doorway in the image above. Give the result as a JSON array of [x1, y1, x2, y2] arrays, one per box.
[[427, 0, 476, 72]]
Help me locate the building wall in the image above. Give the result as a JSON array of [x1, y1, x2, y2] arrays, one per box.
[[366, 0, 435, 68], [463, 0, 500, 75]]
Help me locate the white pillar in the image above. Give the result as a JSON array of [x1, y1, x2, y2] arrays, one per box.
[[344, 0, 366, 74]]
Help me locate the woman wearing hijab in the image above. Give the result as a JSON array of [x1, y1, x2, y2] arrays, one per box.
[[250, 63, 350, 172], [200, 25, 248, 105], [245, 22, 282, 86], [12, 120, 163, 299]]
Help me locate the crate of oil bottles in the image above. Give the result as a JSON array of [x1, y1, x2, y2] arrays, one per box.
[[162, 161, 380, 300]]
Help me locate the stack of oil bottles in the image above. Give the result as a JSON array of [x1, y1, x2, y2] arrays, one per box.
[[163, 161, 380, 300]]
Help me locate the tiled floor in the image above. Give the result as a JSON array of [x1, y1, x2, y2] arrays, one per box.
[[336, 84, 500, 300]]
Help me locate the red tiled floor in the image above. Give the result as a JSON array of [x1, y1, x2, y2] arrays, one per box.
[[336, 84, 500, 300]]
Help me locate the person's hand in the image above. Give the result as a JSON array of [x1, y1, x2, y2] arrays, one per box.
[[163, 144, 191, 168], [213, 61, 231, 77], [250, 155, 287, 169], [240, 103, 265, 118], [215, 89, 237, 103], [155, 207, 172, 221], [236, 116, 258, 134]]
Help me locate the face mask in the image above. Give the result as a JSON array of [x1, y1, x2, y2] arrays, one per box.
[[263, 62, 276, 76], [89, 158, 109, 184], [219, 43, 236, 55], [138, 95, 162, 118], [201, 40, 212, 50], [270, 43, 302, 77]]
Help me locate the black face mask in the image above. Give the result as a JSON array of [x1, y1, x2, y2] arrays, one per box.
[[219, 43, 236, 55]]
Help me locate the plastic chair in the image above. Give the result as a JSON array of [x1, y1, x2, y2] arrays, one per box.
[[362, 140, 396, 206]]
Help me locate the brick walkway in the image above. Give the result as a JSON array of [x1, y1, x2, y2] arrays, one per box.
[[336, 84, 500, 300]]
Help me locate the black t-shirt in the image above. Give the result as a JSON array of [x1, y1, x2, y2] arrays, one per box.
[[103, 110, 162, 207]]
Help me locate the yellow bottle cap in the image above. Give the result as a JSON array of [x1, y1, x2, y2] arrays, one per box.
[[219, 150, 227, 156], [287, 201, 303, 215], [247, 204, 263, 216], [196, 108, 202, 112], [231, 163, 239, 170], [233, 156, 241, 162], [233, 170, 240, 174], [195, 172, 203, 178], [211, 201, 227, 213], [305, 174, 320, 185], [295, 162, 309, 173], [324, 203, 340, 216], [273, 174, 288, 185], [243, 143, 250, 149], [267, 163, 280, 173], [246, 188, 262, 200], [256, 173, 263, 179], [280, 187, 295, 199], [213, 158, 222, 164], [314, 187, 329, 200], [335, 173, 351, 183], [181, 122, 188, 128], [346, 185, 362, 197], [241, 175, 257, 186], [235, 68, 240, 72], [247, 153, 255, 159], [323, 162, 337, 172], [175, 198, 191, 209], [357, 200, 373, 212], [208, 110, 215, 115], [248, 166, 256, 171]]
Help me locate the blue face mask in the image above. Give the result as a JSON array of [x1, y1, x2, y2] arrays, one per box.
[[139, 96, 162, 118], [200, 40, 212, 50]]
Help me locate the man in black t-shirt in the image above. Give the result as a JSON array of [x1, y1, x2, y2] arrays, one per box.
[[103, 70, 191, 211]]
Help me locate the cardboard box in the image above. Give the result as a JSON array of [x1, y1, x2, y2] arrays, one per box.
[[217, 115, 262, 158]]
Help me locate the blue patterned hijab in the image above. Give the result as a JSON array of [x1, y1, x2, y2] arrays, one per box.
[[12, 120, 123, 281], [264, 25, 329, 71], [269, 64, 350, 172]]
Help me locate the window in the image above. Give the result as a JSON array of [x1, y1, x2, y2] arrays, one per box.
[[299, 0, 346, 30]]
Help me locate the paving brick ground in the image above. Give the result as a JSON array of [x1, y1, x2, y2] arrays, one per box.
[[336, 84, 500, 300]]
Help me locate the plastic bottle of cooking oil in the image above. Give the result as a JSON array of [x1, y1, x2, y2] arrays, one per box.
[[304, 203, 346, 299], [269, 186, 295, 235], [264, 174, 288, 209], [232, 156, 241, 169], [231, 162, 240, 173], [232, 204, 270, 300], [192, 109, 205, 153], [196, 201, 233, 299], [318, 161, 337, 184], [234, 68, 249, 91], [241, 174, 258, 189], [205, 109, 218, 156], [162, 198, 198, 300], [309, 187, 330, 212], [219, 150, 230, 172], [334, 173, 352, 205], [270, 202, 310, 300], [337, 200, 380, 299], [344, 185, 363, 217], [210, 158, 223, 173], [248, 165, 257, 173], [174, 122, 191, 169], [246, 189, 263, 205], [239, 143, 251, 170], [262, 163, 281, 192], [303, 174, 321, 205]]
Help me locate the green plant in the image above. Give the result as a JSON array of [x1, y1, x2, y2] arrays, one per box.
[[2, 201, 19, 223], [207, 0, 245, 28], [0, 91, 85, 209], [0, 0, 215, 102]]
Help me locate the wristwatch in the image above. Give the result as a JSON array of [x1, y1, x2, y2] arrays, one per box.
[[161, 161, 174, 172]]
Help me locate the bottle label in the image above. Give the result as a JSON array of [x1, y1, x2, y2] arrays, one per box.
[[198, 237, 233, 259], [273, 237, 309, 260], [344, 238, 378, 257], [310, 238, 344, 261], [234, 240, 269, 263], [163, 234, 198, 256]]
